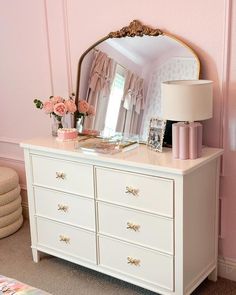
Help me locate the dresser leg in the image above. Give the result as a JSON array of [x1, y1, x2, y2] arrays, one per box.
[[208, 267, 217, 282], [32, 249, 40, 263]]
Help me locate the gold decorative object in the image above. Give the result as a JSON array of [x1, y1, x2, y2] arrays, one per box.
[[57, 204, 68, 212], [125, 186, 139, 196], [108, 20, 163, 38], [127, 256, 140, 266], [127, 222, 140, 232], [59, 235, 70, 244], [56, 172, 66, 180]]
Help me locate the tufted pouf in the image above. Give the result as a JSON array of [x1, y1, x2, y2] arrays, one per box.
[[0, 166, 23, 238], [0, 167, 19, 194], [0, 216, 23, 239], [0, 185, 21, 206], [0, 195, 22, 217]]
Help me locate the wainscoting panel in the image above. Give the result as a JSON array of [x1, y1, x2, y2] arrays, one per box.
[[45, 0, 72, 96]]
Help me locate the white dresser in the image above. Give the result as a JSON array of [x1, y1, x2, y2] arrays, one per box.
[[21, 137, 223, 295]]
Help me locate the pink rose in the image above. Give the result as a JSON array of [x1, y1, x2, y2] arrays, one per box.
[[51, 96, 63, 104], [87, 105, 96, 116], [43, 100, 54, 114], [54, 102, 67, 116], [78, 100, 89, 114], [65, 99, 77, 113]]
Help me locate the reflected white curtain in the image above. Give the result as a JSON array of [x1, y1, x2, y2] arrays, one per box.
[[84, 50, 117, 130], [116, 72, 145, 135]]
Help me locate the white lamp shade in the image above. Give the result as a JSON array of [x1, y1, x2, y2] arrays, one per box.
[[161, 80, 213, 122]]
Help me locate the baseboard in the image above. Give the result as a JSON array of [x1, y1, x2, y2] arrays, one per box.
[[22, 201, 29, 219], [218, 256, 236, 281], [20, 184, 27, 191]]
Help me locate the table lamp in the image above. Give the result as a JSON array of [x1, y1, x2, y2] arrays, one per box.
[[161, 80, 213, 159]]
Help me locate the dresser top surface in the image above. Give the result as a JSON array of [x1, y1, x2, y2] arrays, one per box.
[[21, 136, 223, 175]]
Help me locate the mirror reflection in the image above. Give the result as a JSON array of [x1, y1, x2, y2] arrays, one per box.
[[78, 33, 199, 141]]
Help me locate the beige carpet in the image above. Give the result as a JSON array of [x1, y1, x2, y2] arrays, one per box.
[[0, 221, 236, 295]]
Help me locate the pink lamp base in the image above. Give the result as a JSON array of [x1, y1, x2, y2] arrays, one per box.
[[172, 122, 202, 160]]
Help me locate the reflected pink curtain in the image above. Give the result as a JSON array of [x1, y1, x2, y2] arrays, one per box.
[[84, 50, 117, 130], [116, 72, 145, 135]]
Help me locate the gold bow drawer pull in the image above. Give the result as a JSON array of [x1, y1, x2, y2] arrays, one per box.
[[59, 235, 70, 244], [126, 222, 140, 232], [125, 186, 139, 196], [56, 172, 66, 180], [57, 204, 68, 212], [127, 256, 140, 266]]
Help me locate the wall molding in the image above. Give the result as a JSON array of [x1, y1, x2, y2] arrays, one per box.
[[44, 0, 71, 97], [0, 137, 24, 163], [43, 0, 54, 95], [220, 0, 232, 175], [0, 155, 24, 164], [20, 184, 27, 191], [62, 0, 73, 94], [218, 256, 236, 281], [22, 201, 29, 219], [0, 137, 21, 145]]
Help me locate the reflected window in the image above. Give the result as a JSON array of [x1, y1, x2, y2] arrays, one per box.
[[103, 64, 125, 137]]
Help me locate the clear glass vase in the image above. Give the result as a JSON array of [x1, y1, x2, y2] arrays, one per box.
[[51, 116, 67, 136], [76, 116, 84, 133]]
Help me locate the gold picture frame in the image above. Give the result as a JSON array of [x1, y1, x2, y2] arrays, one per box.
[[147, 118, 167, 152]]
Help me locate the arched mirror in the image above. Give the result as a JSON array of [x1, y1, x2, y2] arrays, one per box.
[[75, 20, 200, 143]]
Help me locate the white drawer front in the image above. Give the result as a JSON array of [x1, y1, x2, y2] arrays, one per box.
[[32, 155, 93, 197], [34, 187, 95, 231], [98, 202, 173, 254], [37, 217, 96, 263], [96, 168, 173, 217], [99, 236, 173, 291]]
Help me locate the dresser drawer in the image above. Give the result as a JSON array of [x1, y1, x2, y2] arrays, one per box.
[[96, 168, 173, 217], [98, 202, 173, 254], [37, 217, 96, 263], [99, 236, 173, 291], [34, 187, 95, 231], [31, 155, 93, 197]]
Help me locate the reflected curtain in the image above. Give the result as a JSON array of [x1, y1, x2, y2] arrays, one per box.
[[116, 72, 145, 135], [84, 50, 117, 130]]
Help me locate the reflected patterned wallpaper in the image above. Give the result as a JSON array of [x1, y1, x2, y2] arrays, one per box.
[[141, 57, 199, 140]]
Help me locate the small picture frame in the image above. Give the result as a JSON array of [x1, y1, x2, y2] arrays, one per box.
[[147, 118, 167, 152]]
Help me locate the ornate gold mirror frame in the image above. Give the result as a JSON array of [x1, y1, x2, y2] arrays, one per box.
[[74, 20, 200, 126]]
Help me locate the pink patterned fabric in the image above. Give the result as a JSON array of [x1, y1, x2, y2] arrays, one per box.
[[0, 275, 51, 294]]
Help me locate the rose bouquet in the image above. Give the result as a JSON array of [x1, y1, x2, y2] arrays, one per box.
[[77, 100, 96, 118], [34, 95, 77, 135], [76, 99, 96, 133]]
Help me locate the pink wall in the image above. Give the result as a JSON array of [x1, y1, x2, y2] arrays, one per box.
[[219, 0, 236, 259], [0, 0, 235, 266]]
